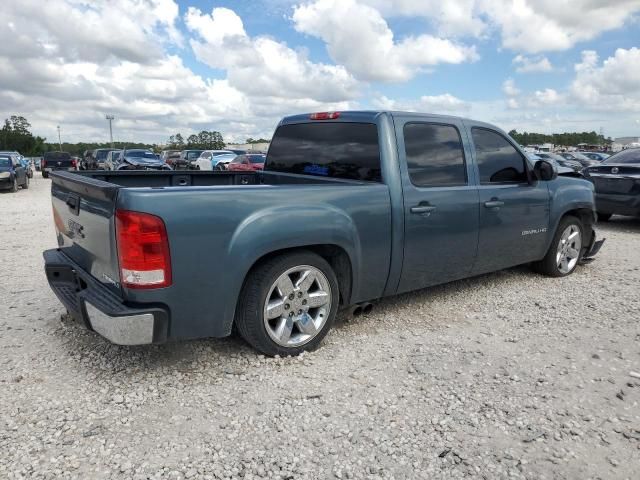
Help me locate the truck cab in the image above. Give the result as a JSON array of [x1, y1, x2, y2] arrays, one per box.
[[43, 111, 603, 356]]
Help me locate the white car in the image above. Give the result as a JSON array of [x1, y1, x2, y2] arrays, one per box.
[[193, 150, 236, 171]]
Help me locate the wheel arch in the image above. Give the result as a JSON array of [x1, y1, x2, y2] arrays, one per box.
[[548, 207, 596, 255]]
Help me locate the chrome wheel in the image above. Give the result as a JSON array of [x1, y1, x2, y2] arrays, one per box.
[[556, 225, 581, 274], [263, 265, 332, 347]]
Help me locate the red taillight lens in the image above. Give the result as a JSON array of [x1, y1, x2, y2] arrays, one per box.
[[115, 210, 172, 289], [310, 111, 340, 120], [71, 159, 77, 168]]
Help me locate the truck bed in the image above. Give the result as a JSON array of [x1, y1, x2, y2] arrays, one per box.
[[48, 169, 393, 340]]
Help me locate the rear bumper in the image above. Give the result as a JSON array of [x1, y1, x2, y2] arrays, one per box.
[[43, 249, 169, 345], [595, 193, 640, 216]]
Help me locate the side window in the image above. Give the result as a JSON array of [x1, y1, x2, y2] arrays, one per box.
[[403, 123, 467, 187], [472, 128, 528, 184]]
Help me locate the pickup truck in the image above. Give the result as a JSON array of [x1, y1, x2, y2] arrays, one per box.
[[43, 111, 604, 356], [42, 151, 75, 178]]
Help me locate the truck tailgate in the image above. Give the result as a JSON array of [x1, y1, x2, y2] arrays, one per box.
[[50, 172, 122, 294]]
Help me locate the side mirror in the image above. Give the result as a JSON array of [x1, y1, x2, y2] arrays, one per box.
[[533, 159, 557, 181]]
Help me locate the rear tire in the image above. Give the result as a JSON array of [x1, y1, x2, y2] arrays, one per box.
[[597, 212, 611, 222], [235, 251, 339, 356], [533, 215, 584, 277], [42, 171, 49, 179]]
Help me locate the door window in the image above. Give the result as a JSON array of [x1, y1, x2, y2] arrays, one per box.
[[472, 128, 528, 184], [403, 123, 467, 187]]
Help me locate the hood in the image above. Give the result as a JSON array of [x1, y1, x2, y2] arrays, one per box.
[[123, 155, 163, 166]]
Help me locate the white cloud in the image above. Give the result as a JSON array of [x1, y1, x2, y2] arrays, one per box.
[[502, 78, 520, 97], [361, 0, 486, 37], [533, 88, 562, 105], [372, 94, 471, 113], [359, 1, 640, 55], [570, 48, 640, 111], [292, 0, 479, 82], [513, 55, 552, 73], [185, 6, 360, 102], [480, 0, 640, 54]]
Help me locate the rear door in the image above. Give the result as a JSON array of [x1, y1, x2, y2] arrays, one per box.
[[394, 116, 480, 293], [467, 125, 550, 274]]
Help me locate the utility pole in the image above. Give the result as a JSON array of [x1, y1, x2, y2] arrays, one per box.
[[57, 125, 62, 150], [105, 115, 115, 148]]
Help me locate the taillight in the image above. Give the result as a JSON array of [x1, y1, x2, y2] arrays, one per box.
[[115, 210, 172, 289], [310, 111, 340, 120], [71, 159, 77, 168]]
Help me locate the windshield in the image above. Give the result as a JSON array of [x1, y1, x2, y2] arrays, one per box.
[[0, 157, 11, 167], [126, 151, 157, 159], [44, 152, 71, 161], [603, 149, 640, 165], [248, 155, 266, 164], [569, 152, 590, 161], [95, 150, 113, 160], [267, 122, 381, 181]]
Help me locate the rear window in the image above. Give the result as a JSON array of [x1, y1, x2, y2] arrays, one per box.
[[44, 152, 71, 161], [266, 122, 381, 182], [603, 149, 640, 165], [249, 155, 266, 164]]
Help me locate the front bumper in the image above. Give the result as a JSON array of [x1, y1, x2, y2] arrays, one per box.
[[0, 177, 12, 189], [43, 249, 169, 345]]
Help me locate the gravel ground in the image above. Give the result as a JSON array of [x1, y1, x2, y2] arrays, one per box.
[[1, 177, 639, 480]]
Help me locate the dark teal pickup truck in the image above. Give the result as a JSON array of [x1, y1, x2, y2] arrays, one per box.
[[44, 111, 604, 355]]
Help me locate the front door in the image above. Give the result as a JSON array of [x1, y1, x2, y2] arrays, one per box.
[[395, 118, 480, 294], [467, 126, 550, 274]]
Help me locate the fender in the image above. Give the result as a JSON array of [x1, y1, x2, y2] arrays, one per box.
[[545, 178, 596, 254], [218, 203, 362, 334]]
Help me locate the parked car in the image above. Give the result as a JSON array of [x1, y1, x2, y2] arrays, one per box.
[[226, 153, 266, 172], [160, 150, 181, 168], [0, 154, 29, 191], [88, 148, 119, 170], [583, 148, 640, 221], [111, 149, 171, 171], [535, 152, 583, 172], [558, 152, 599, 168], [19, 158, 34, 178], [41, 151, 74, 178], [174, 150, 204, 170], [104, 150, 123, 170], [44, 110, 604, 356], [34, 157, 42, 171], [213, 153, 238, 171], [580, 152, 610, 162], [193, 151, 236, 170]]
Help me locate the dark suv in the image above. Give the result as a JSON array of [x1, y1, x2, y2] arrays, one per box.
[[42, 151, 74, 178]]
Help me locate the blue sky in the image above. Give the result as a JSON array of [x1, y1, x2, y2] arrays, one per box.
[[0, 0, 638, 143]]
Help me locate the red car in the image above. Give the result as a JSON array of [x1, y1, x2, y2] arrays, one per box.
[[226, 154, 266, 171]]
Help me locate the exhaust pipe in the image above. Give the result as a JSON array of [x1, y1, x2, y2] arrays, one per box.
[[349, 302, 373, 317]]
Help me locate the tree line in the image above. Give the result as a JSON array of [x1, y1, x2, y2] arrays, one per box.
[[167, 131, 225, 150], [508, 130, 612, 147]]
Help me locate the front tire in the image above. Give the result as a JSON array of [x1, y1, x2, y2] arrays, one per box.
[[42, 171, 49, 179], [22, 176, 29, 189], [235, 251, 339, 356], [533, 215, 584, 277], [10, 177, 18, 192]]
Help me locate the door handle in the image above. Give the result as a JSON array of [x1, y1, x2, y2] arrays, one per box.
[[484, 200, 504, 209], [410, 205, 437, 214]]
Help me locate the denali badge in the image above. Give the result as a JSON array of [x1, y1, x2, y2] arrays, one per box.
[[522, 228, 547, 236]]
